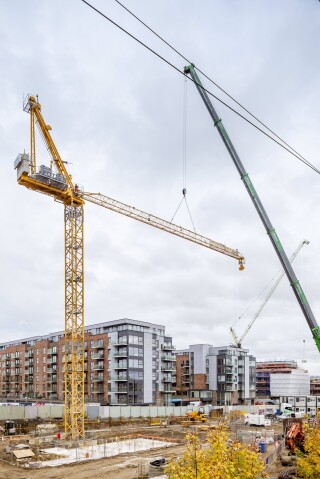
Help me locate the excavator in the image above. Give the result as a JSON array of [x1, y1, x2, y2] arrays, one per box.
[[285, 420, 304, 452]]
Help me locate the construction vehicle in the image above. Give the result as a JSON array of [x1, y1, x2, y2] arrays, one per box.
[[185, 64, 320, 353], [186, 407, 208, 422], [230, 239, 309, 348], [15, 95, 245, 440], [4, 420, 16, 436], [285, 421, 304, 452]]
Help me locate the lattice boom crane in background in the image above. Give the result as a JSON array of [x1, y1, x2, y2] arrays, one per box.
[[14, 95, 245, 441], [230, 239, 309, 348]]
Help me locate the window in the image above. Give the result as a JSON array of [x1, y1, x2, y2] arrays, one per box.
[[128, 359, 143, 368]]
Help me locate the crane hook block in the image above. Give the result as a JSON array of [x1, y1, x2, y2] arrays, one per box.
[[182, 188, 187, 197], [238, 259, 245, 271]]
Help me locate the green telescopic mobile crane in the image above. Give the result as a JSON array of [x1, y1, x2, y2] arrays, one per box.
[[184, 63, 320, 352]]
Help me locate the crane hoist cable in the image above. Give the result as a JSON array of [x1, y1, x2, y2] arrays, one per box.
[[170, 78, 196, 233]]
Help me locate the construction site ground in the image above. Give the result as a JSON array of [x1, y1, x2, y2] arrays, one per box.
[[0, 419, 289, 478]]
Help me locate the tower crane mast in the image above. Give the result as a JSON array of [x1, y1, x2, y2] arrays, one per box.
[[185, 64, 320, 353], [14, 94, 245, 440], [230, 239, 309, 348]]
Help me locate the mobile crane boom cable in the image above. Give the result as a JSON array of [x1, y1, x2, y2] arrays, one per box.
[[81, 0, 320, 175], [112, 0, 316, 171]]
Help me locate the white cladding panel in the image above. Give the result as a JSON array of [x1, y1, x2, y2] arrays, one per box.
[[208, 355, 217, 390], [190, 344, 211, 374], [244, 356, 250, 398], [271, 369, 310, 397], [143, 332, 153, 403]]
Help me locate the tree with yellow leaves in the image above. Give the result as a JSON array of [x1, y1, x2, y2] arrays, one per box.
[[166, 424, 266, 479], [297, 417, 320, 478]]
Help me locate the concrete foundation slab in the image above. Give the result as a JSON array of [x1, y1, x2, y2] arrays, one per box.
[[41, 438, 176, 467]]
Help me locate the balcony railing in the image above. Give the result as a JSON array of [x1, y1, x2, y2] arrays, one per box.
[[91, 353, 104, 360], [109, 339, 128, 347], [161, 366, 175, 372], [91, 364, 104, 370], [112, 351, 128, 358], [47, 358, 57, 364], [91, 387, 104, 394], [91, 341, 104, 349], [109, 388, 128, 394], [47, 377, 57, 383], [108, 376, 127, 381], [162, 377, 172, 383], [161, 344, 175, 351], [91, 375, 104, 382], [162, 355, 176, 362]]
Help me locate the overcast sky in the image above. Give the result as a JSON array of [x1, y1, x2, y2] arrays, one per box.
[[1, 1, 320, 374]]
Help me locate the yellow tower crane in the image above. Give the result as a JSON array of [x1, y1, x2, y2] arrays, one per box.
[[14, 94, 245, 441]]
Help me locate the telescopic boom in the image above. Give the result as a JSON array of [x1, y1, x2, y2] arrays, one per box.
[[185, 63, 320, 352]]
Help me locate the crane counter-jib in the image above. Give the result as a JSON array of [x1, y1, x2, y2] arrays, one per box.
[[81, 191, 245, 266]]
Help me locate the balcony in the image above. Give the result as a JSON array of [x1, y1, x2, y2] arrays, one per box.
[[47, 367, 55, 374], [92, 364, 104, 370], [163, 388, 175, 393], [12, 378, 22, 384], [161, 366, 175, 372], [112, 351, 128, 358], [109, 339, 128, 347], [91, 353, 104, 360], [47, 377, 57, 383], [162, 355, 176, 362], [47, 385, 57, 393], [162, 376, 172, 383], [91, 341, 104, 349], [161, 344, 175, 351], [109, 388, 128, 394], [112, 360, 128, 369], [49, 393, 58, 400], [91, 375, 104, 382], [47, 358, 57, 364], [91, 386, 104, 394], [109, 376, 127, 381]]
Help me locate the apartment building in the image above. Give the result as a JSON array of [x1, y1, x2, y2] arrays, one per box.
[[175, 344, 256, 405], [0, 319, 175, 406]]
